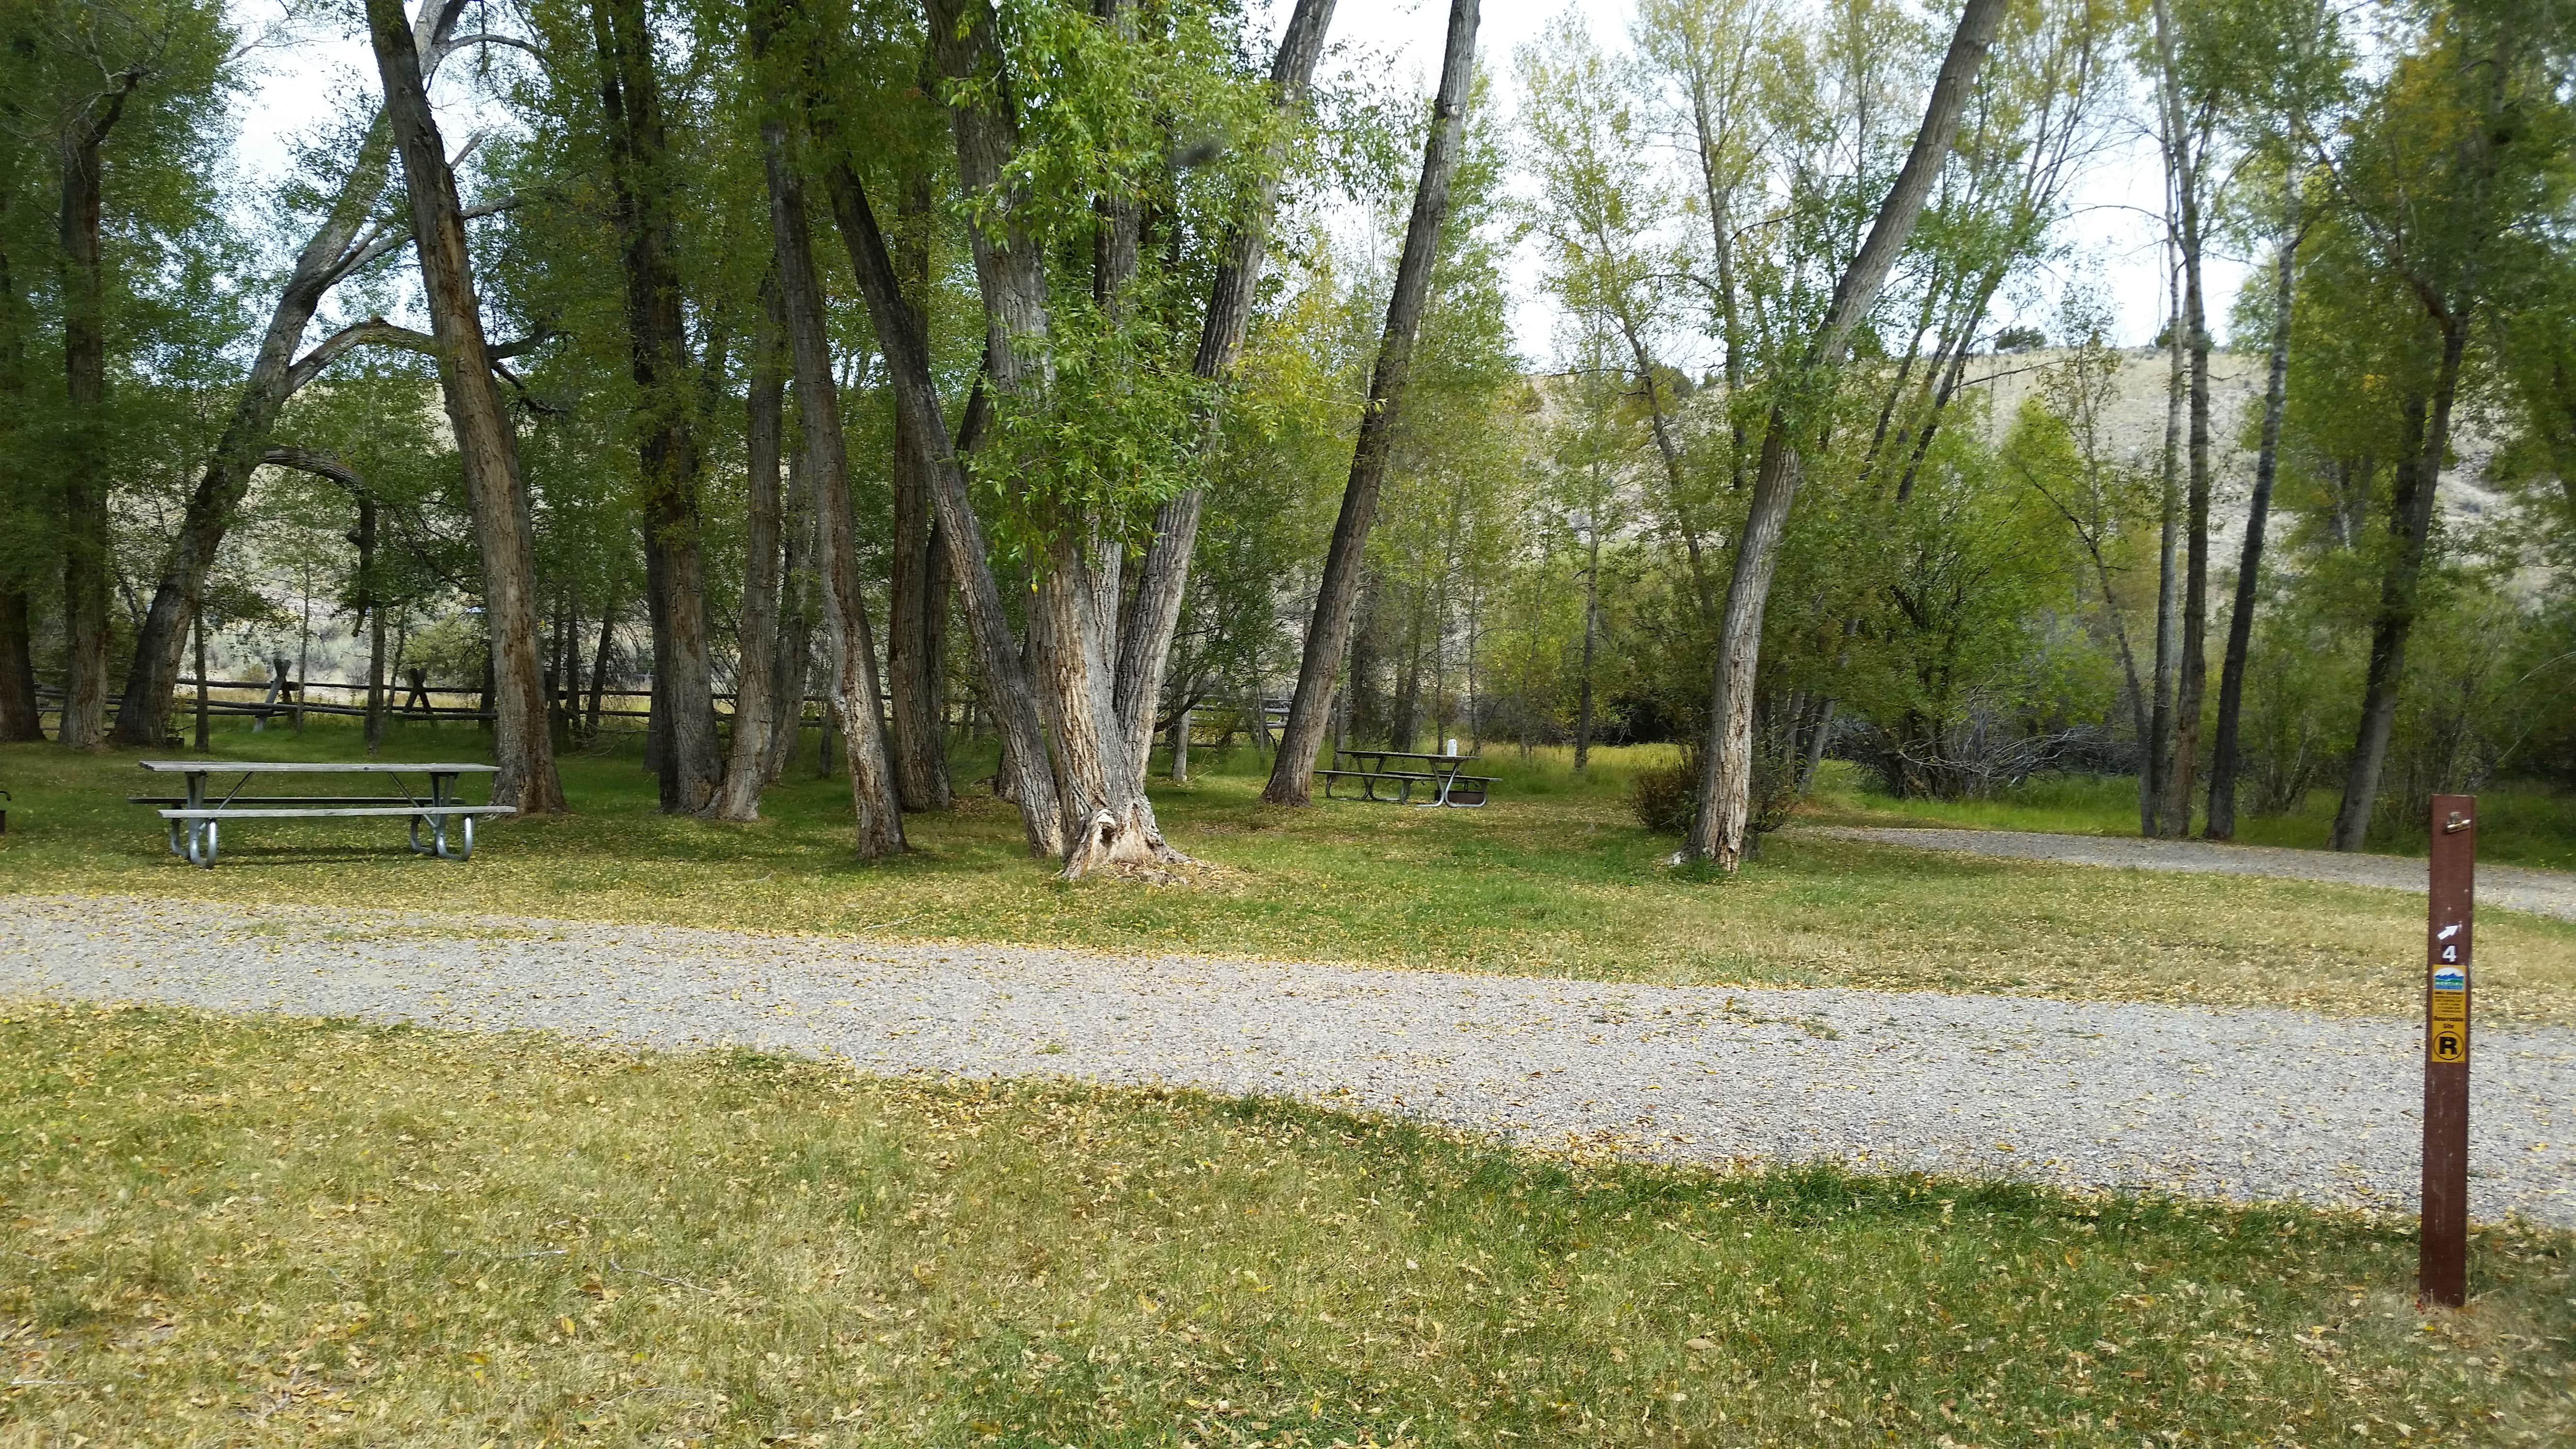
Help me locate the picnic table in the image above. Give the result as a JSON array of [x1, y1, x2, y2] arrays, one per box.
[[1315, 748, 1496, 808], [134, 760, 513, 868]]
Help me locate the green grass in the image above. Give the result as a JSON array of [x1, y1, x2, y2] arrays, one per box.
[[5, 1001, 2570, 1447], [1803, 762, 2576, 872], [6, 721, 2576, 1023]]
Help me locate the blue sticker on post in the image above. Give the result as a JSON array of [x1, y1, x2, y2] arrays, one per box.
[[2432, 966, 2466, 992]]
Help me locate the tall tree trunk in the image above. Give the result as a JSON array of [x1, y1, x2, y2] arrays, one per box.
[[366, 0, 564, 813], [2152, 0, 2211, 839], [1264, 0, 1480, 807], [1574, 525, 1599, 773], [0, 197, 39, 742], [2146, 262, 2183, 836], [798, 72, 1062, 857], [2206, 199, 2299, 840], [2332, 326, 2468, 851], [593, 0, 722, 813], [886, 174, 952, 813], [1112, 0, 1337, 789], [764, 433, 817, 784], [586, 596, 615, 742], [758, 104, 904, 857], [358, 496, 387, 753], [1684, 0, 2006, 869], [0, 590, 37, 741], [191, 605, 209, 751], [55, 67, 144, 749], [711, 277, 788, 822], [115, 0, 482, 747]]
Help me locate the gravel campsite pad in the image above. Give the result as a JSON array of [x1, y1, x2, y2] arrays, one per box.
[[9, 891, 2574, 1226]]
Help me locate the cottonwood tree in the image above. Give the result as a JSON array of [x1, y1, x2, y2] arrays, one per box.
[[1266, 0, 1480, 808], [113, 0, 518, 748], [366, 0, 564, 812], [9, 0, 230, 747], [2202, 0, 2342, 839], [2322, 0, 2571, 850], [1682, 0, 2008, 871]]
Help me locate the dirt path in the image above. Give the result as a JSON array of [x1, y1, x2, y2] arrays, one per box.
[[1806, 825, 2576, 922], [9, 892, 2573, 1226]]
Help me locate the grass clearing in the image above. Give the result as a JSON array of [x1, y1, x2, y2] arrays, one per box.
[[6, 728, 2576, 1023], [4, 1001, 2571, 1446], [1803, 762, 2576, 872]]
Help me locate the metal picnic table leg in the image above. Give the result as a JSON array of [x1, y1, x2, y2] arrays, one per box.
[[185, 771, 217, 868], [431, 772, 472, 861]]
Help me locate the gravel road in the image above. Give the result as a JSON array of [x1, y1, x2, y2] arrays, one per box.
[[1806, 825, 2576, 922], [8, 892, 2573, 1226]]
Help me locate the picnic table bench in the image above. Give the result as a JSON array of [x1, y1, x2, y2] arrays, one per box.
[[134, 760, 513, 868], [1315, 748, 1496, 808]]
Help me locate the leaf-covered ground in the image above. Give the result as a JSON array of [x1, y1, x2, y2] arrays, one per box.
[[5, 1002, 2572, 1446], [6, 728, 2576, 1023]]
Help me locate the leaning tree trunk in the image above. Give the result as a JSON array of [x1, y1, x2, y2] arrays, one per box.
[[759, 107, 904, 857], [796, 14, 1063, 855], [54, 69, 143, 749], [2206, 200, 2299, 840], [1684, 0, 2007, 870], [2332, 326, 2468, 852], [1263, 0, 1480, 807], [1111, 0, 1338, 786], [710, 278, 788, 822], [115, 0, 488, 747], [366, 0, 564, 813]]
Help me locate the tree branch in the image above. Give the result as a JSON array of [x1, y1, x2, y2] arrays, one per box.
[[284, 314, 545, 394], [325, 193, 523, 287], [260, 443, 368, 494]]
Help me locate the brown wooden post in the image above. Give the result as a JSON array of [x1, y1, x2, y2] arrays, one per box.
[[2420, 792, 2474, 1308]]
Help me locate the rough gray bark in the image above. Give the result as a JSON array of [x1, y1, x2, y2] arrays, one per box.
[[54, 64, 144, 748], [759, 107, 904, 857], [114, 1, 487, 748], [1263, 0, 1480, 807], [801, 95, 1062, 858], [710, 278, 787, 822], [365, 0, 564, 813], [1683, 0, 2006, 869], [592, 0, 722, 814], [2206, 199, 2299, 841], [1111, 0, 1339, 786], [2151, 0, 2211, 840]]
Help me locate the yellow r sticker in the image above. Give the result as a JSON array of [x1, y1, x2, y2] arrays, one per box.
[[2430, 1029, 2466, 1063]]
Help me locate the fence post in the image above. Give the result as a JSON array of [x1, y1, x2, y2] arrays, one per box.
[[2420, 793, 2474, 1309]]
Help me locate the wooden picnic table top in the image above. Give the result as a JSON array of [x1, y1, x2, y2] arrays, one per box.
[[137, 760, 499, 774], [1334, 749, 1479, 765]]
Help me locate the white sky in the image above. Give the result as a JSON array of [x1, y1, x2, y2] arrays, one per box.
[[225, 0, 2242, 365]]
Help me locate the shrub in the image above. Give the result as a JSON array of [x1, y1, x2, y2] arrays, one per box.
[[1630, 744, 1700, 834]]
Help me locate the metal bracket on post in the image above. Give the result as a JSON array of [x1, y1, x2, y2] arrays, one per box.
[[2420, 793, 2474, 1309]]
